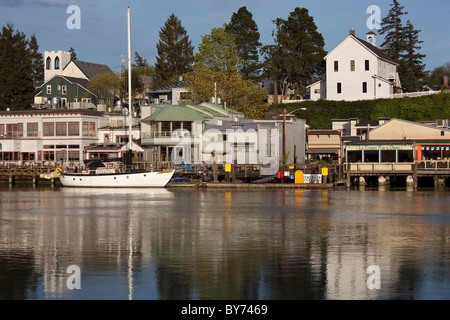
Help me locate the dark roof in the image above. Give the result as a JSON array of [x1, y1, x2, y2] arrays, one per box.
[[64, 76, 90, 89], [149, 80, 186, 93], [0, 108, 104, 116], [67, 60, 113, 79], [354, 36, 398, 65], [355, 120, 380, 127]]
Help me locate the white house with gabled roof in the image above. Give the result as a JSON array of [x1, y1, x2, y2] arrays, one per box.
[[309, 29, 402, 101]]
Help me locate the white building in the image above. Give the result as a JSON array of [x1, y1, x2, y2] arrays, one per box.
[[309, 30, 402, 101], [0, 109, 107, 165]]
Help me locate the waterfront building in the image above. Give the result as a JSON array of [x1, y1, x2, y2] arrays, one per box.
[[140, 102, 306, 170], [0, 108, 106, 165], [309, 30, 402, 101], [306, 130, 342, 164], [344, 118, 450, 163]]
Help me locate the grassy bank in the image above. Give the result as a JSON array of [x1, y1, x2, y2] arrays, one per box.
[[268, 92, 450, 129]]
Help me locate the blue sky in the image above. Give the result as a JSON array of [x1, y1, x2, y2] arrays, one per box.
[[0, 0, 448, 74]]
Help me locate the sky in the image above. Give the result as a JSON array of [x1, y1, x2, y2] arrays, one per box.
[[0, 0, 449, 74]]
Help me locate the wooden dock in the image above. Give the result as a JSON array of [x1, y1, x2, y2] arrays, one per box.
[[0, 168, 59, 186]]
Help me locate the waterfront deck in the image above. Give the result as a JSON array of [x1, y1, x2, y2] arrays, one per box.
[[1, 161, 449, 189], [345, 160, 450, 188]]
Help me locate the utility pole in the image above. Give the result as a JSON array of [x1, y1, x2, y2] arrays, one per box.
[[283, 108, 286, 159]]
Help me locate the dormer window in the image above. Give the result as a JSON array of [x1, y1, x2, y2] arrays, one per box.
[[54, 57, 60, 70], [46, 57, 51, 70]]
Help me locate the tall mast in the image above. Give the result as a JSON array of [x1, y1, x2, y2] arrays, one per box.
[[127, 7, 132, 151]]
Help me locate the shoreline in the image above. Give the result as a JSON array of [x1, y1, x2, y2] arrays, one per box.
[[167, 182, 334, 189]]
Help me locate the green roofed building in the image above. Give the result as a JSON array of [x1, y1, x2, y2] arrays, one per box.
[[140, 102, 244, 163], [140, 102, 305, 169]]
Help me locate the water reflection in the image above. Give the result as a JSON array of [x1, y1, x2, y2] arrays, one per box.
[[0, 185, 449, 300]]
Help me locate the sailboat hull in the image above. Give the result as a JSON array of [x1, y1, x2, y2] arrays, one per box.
[[59, 170, 175, 188]]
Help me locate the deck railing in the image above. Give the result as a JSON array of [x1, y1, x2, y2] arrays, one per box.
[[0, 131, 41, 139]]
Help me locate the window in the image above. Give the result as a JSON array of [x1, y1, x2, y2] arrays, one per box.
[[17, 123, 23, 137], [334, 61, 339, 72], [381, 150, 396, 162], [350, 60, 355, 71], [82, 122, 89, 136], [337, 83, 342, 94], [56, 122, 67, 136], [6, 124, 18, 138], [68, 122, 79, 136], [362, 82, 367, 93], [0, 124, 4, 136], [62, 85, 67, 95], [365, 60, 370, 71], [82, 122, 96, 137], [54, 57, 60, 70], [89, 122, 96, 137], [43, 151, 55, 161], [46, 85, 51, 94], [46, 57, 51, 70], [27, 123, 38, 137], [43, 122, 54, 136], [68, 151, 80, 161]]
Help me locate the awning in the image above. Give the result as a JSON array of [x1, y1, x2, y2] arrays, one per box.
[[306, 148, 340, 154], [421, 146, 450, 151]]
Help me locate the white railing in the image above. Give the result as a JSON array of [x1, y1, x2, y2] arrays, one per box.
[[0, 131, 41, 139], [141, 131, 192, 139], [390, 91, 439, 99], [346, 162, 413, 172], [416, 160, 450, 171]]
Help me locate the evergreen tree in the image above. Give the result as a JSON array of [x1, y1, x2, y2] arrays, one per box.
[[379, 0, 408, 63], [69, 47, 77, 60], [399, 20, 427, 92], [29, 34, 43, 88], [380, 1, 427, 92], [225, 6, 262, 81], [133, 51, 148, 68], [154, 14, 194, 88], [271, 7, 326, 97], [0, 23, 35, 110], [260, 44, 284, 103]]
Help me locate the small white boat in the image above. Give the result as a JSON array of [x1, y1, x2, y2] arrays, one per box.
[[59, 168, 174, 188]]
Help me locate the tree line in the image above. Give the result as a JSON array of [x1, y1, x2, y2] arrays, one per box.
[[1, 1, 449, 117]]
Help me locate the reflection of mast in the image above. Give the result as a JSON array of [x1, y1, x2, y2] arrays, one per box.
[[127, 8, 134, 300], [127, 216, 134, 300], [127, 7, 133, 152]]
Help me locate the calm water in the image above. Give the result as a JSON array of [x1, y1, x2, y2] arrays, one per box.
[[0, 183, 449, 300]]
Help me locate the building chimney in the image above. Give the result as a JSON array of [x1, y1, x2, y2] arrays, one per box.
[[349, 28, 355, 37], [444, 76, 449, 89]]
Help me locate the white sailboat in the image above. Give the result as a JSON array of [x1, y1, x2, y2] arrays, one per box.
[[59, 7, 174, 188]]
